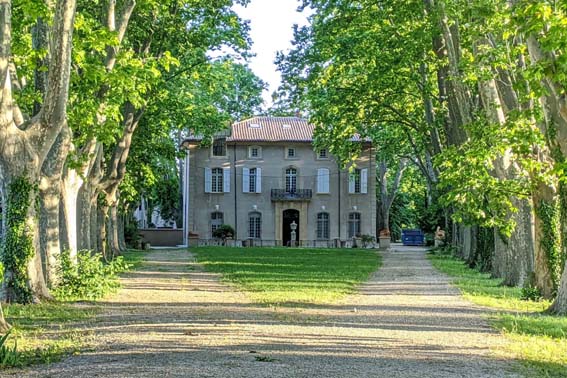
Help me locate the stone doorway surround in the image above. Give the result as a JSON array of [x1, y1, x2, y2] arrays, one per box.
[[274, 201, 308, 245]]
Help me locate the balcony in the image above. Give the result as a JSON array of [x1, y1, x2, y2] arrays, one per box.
[[271, 189, 312, 202]]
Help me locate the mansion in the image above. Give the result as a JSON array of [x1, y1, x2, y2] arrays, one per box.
[[181, 117, 376, 246]]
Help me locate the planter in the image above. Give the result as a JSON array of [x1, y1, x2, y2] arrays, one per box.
[[379, 236, 391, 250]]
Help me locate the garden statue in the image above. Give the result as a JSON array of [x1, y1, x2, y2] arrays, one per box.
[[435, 226, 446, 247], [290, 221, 297, 247]]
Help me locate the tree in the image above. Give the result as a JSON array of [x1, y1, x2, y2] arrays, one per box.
[[0, 0, 77, 305]]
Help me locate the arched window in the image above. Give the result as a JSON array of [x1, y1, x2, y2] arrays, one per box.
[[285, 167, 297, 192], [317, 212, 330, 240], [211, 168, 223, 193], [211, 212, 224, 235], [348, 212, 361, 238], [248, 212, 262, 239]]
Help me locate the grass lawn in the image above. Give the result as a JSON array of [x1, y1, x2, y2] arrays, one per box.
[[193, 246, 380, 305], [428, 249, 567, 378]]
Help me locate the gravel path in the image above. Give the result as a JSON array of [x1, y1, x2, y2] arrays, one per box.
[[5, 246, 521, 378]]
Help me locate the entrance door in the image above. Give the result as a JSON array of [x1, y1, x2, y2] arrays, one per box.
[[283, 209, 300, 246]]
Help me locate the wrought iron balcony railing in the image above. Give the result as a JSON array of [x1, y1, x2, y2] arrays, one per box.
[[271, 189, 312, 201]]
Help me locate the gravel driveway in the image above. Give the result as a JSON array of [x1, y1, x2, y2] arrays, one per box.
[[5, 246, 521, 378]]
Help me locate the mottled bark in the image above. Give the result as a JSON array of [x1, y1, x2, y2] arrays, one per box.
[[39, 128, 70, 287], [493, 200, 535, 287], [550, 266, 567, 314], [378, 159, 407, 234], [98, 107, 142, 256], [0, 0, 77, 302], [477, 68, 536, 287]]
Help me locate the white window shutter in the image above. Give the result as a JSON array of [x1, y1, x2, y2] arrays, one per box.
[[223, 168, 231, 193], [361, 168, 368, 194], [318, 168, 329, 194], [242, 168, 250, 193], [205, 167, 212, 193], [348, 172, 355, 193], [256, 167, 262, 193]]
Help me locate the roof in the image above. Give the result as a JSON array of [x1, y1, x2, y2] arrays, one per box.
[[182, 116, 370, 145], [228, 117, 314, 142]]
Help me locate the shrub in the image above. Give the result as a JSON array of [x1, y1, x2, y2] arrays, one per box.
[[361, 234, 375, 247], [124, 220, 141, 249], [520, 285, 542, 301], [53, 250, 130, 301], [212, 225, 235, 243]]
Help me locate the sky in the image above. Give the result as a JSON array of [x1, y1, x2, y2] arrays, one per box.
[[234, 0, 311, 108]]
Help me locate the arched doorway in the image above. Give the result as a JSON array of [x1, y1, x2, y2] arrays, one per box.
[[283, 209, 300, 246]]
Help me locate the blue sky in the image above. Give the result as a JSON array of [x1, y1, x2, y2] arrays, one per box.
[[234, 0, 310, 108]]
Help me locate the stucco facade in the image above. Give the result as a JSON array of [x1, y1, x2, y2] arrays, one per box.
[[181, 117, 376, 246]]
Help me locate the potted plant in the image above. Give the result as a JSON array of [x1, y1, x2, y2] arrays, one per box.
[[379, 229, 391, 250], [361, 234, 376, 248], [212, 224, 235, 246]]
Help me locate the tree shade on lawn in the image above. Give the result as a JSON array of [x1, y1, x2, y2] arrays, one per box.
[[193, 247, 380, 305]]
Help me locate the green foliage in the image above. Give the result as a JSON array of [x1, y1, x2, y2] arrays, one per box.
[[521, 285, 542, 302], [212, 225, 235, 240], [536, 200, 562, 290], [194, 247, 380, 305], [123, 218, 141, 248], [0, 176, 37, 304], [429, 250, 566, 377], [360, 234, 375, 247], [3, 303, 98, 368], [0, 330, 20, 368], [53, 250, 130, 301]]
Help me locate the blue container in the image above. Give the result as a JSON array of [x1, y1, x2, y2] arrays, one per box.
[[401, 229, 425, 246]]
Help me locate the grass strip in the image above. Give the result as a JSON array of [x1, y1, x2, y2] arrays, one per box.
[[428, 249, 567, 378]]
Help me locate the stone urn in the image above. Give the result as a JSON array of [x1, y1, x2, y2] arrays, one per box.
[[378, 229, 391, 250]]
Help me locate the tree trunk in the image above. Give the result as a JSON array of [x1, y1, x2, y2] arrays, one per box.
[[1, 175, 50, 303], [0, 0, 77, 303], [60, 166, 84, 259], [532, 183, 558, 299], [108, 203, 121, 256], [118, 212, 127, 251], [492, 199, 535, 287], [550, 266, 567, 314], [39, 128, 70, 287]]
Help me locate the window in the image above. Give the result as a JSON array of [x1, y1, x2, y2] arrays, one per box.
[[285, 167, 297, 192], [348, 168, 368, 194], [348, 212, 361, 238], [243, 167, 261, 193], [354, 169, 361, 193], [317, 212, 330, 240], [318, 148, 328, 159], [249, 212, 261, 239], [249, 145, 261, 159], [287, 148, 296, 158], [211, 212, 224, 235], [212, 138, 226, 157], [212, 168, 223, 193], [317, 168, 330, 194], [249, 168, 257, 193]]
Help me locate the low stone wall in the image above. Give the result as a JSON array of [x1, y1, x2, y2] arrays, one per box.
[[139, 228, 183, 247], [189, 239, 377, 249]]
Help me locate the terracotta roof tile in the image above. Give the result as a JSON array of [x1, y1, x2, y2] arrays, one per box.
[[227, 117, 315, 142], [182, 117, 370, 145]]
